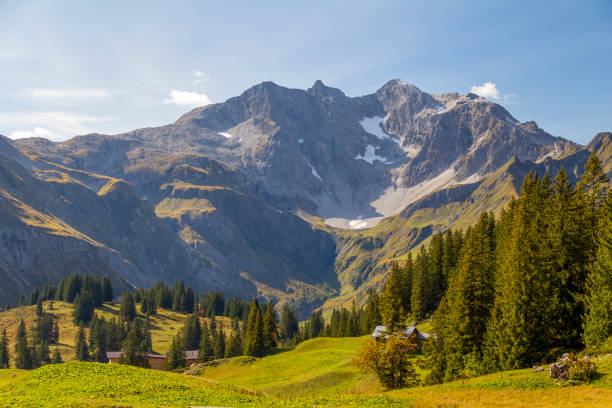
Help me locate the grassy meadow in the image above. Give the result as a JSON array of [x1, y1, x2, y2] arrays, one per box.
[[3, 303, 612, 407]]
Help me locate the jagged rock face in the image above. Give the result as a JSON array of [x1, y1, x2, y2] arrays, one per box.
[[6, 80, 610, 314], [15, 79, 576, 227]]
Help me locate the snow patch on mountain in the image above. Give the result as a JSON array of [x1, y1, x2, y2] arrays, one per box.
[[348, 217, 368, 229], [218, 132, 232, 138], [360, 116, 389, 140], [307, 161, 322, 181], [355, 145, 387, 164]]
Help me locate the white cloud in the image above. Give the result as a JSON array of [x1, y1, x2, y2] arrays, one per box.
[[470, 82, 517, 101], [192, 70, 208, 85], [0, 111, 109, 142], [163, 89, 211, 107], [26, 88, 110, 99]]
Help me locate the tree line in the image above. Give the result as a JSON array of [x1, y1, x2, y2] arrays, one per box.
[[397, 155, 611, 383]]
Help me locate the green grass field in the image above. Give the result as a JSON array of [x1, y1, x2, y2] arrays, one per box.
[[1, 338, 612, 407], [3, 304, 612, 407]]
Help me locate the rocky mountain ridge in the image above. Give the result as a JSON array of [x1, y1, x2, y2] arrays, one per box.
[[4, 80, 610, 314]]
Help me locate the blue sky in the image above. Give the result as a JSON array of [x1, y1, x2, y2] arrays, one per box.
[[0, 0, 610, 144]]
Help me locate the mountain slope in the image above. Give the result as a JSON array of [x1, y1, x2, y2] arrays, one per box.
[[5, 80, 611, 313]]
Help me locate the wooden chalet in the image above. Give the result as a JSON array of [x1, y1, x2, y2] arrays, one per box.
[[371, 325, 431, 350], [106, 350, 200, 370]]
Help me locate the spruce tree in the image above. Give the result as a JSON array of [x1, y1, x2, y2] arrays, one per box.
[[584, 190, 612, 347], [225, 330, 243, 358], [199, 322, 214, 362], [213, 326, 226, 359], [182, 312, 202, 350], [243, 299, 265, 357], [381, 262, 405, 331], [262, 301, 278, 350], [166, 333, 186, 370], [14, 319, 31, 369], [119, 292, 136, 322], [102, 276, 113, 302], [0, 328, 9, 368], [72, 291, 95, 325], [279, 305, 298, 340], [75, 324, 89, 361]]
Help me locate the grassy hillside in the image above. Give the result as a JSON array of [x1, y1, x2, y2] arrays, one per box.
[[199, 336, 381, 396], [2, 339, 612, 407], [0, 301, 234, 361]]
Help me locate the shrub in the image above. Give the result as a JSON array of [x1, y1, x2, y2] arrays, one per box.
[[569, 359, 597, 382], [355, 336, 419, 390]]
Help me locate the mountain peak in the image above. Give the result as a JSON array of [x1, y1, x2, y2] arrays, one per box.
[[307, 79, 345, 98]]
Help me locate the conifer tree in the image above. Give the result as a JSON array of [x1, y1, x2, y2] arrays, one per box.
[[119, 320, 149, 367], [199, 322, 214, 362], [119, 292, 136, 322], [381, 263, 405, 331], [75, 324, 89, 361], [14, 319, 31, 369], [0, 328, 9, 368], [279, 304, 298, 340], [72, 291, 95, 325], [30, 288, 40, 306], [166, 333, 186, 370], [584, 190, 612, 347], [262, 301, 278, 350], [243, 299, 265, 357], [429, 213, 496, 381], [225, 330, 243, 358], [36, 297, 43, 317], [213, 326, 226, 359], [410, 249, 426, 321], [182, 312, 202, 350], [102, 276, 113, 302], [580, 154, 609, 243], [484, 173, 555, 369]]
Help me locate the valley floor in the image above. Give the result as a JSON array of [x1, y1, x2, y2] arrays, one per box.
[[1, 337, 612, 407]]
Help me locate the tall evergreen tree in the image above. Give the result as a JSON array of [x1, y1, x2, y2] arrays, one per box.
[[213, 326, 226, 359], [225, 330, 243, 358], [0, 328, 9, 368], [102, 276, 114, 302], [427, 213, 496, 381], [243, 299, 265, 357], [199, 322, 214, 362], [182, 312, 202, 350], [381, 263, 405, 331], [279, 305, 298, 340], [75, 324, 89, 361], [262, 301, 278, 350], [584, 189, 612, 347], [119, 292, 137, 322], [14, 319, 31, 369], [166, 333, 186, 370]]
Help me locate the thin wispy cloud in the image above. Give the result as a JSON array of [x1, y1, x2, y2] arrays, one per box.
[[163, 89, 211, 107], [26, 88, 110, 99], [470, 82, 517, 101], [0, 111, 110, 142], [193, 70, 208, 85]]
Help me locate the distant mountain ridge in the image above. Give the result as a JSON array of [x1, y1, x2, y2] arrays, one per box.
[[3, 80, 611, 315]]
